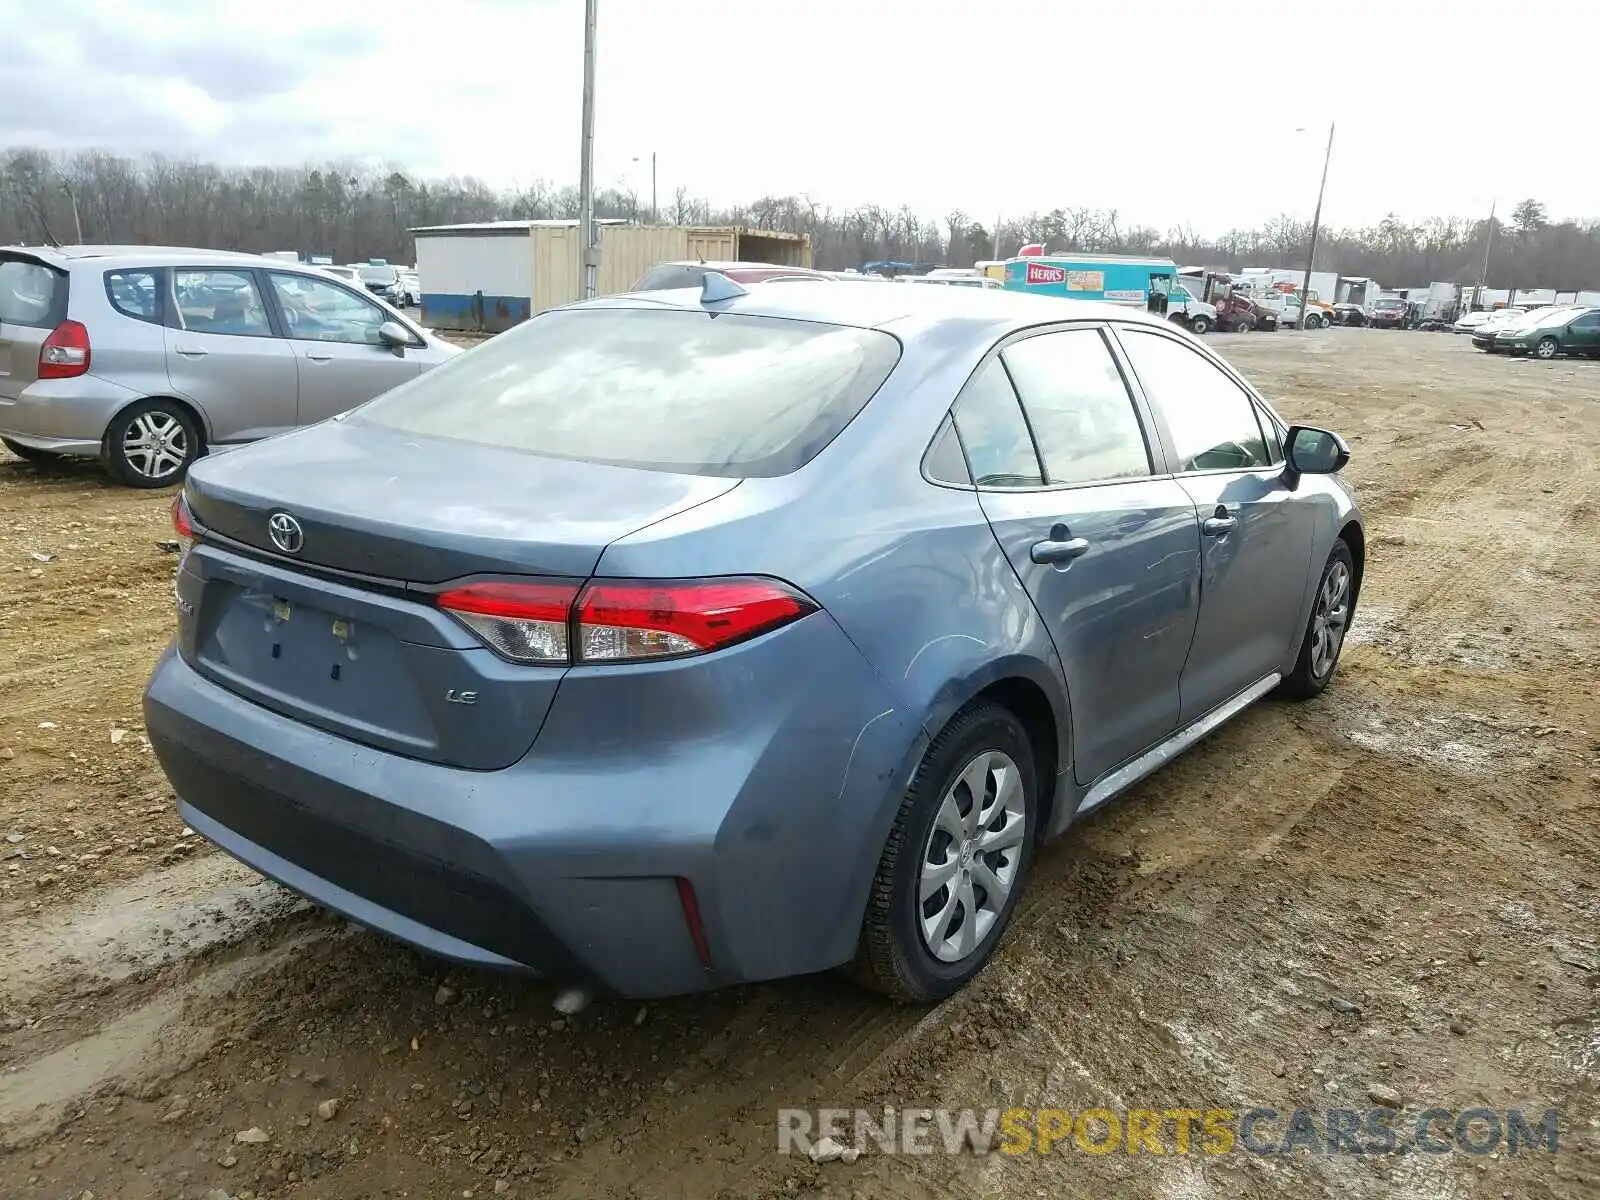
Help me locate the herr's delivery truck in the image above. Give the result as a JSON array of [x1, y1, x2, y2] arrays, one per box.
[[1002, 252, 1218, 333]]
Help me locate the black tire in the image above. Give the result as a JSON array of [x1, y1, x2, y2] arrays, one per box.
[[1, 437, 62, 463], [102, 399, 202, 489], [1278, 538, 1355, 700], [1189, 315, 1212, 335], [1231, 318, 1254, 333], [1534, 336, 1559, 360], [1304, 312, 1323, 330], [855, 702, 1038, 1003]]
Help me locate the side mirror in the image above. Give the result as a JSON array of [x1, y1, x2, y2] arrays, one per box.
[[1283, 425, 1350, 489], [377, 321, 411, 350]]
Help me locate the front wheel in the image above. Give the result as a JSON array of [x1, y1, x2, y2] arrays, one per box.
[[103, 399, 202, 489], [1, 437, 63, 464], [1278, 539, 1355, 700], [1534, 336, 1559, 360], [855, 703, 1037, 1002], [1304, 313, 1324, 330], [1189, 314, 1212, 335]]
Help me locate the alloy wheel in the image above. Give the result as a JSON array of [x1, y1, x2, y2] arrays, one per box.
[[122, 411, 189, 482], [919, 750, 1027, 963], [1310, 559, 1351, 678]]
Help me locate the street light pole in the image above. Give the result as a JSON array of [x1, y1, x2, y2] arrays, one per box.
[[651, 151, 657, 224], [1296, 121, 1334, 326], [578, 0, 599, 299]]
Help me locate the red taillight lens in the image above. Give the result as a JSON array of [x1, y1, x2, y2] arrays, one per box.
[[575, 578, 815, 662], [171, 492, 196, 550], [437, 581, 578, 664], [38, 320, 91, 379], [436, 576, 816, 665]]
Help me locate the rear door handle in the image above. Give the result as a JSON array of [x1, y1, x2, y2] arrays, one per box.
[[1031, 536, 1090, 565], [174, 344, 207, 358], [1202, 514, 1238, 537], [305, 352, 334, 362]]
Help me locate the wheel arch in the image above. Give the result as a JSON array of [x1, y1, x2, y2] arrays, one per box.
[[918, 655, 1071, 843], [101, 393, 212, 457], [1340, 518, 1366, 610]]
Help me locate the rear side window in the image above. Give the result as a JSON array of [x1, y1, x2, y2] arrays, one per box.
[[950, 359, 1044, 488], [355, 307, 902, 478], [0, 258, 67, 329], [105, 269, 163, 324], [632, 264, 707, 291]]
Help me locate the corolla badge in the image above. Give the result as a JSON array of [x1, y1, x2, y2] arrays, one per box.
[[267, 512, 304, 555]]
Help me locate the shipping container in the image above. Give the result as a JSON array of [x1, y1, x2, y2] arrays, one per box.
[[411, 221, 813, 329], [530, 224, 812, 314]]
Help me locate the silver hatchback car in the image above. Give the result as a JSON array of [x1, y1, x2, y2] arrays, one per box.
[[0, 245, 459, 487]]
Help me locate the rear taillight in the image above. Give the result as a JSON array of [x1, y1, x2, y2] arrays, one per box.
[[38, 320, 91, 379], [435, 581, 574, 663], [171, 492, 196, 551], [436, 577, 816, 665]]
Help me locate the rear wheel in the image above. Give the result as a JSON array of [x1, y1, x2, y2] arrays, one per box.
[[855, 703, 1037, 1002], [1278, 539, 1354, 700], [103, 399, 201, 489], [1534, 336, 1559, 360], [1, 438, 62, 464]]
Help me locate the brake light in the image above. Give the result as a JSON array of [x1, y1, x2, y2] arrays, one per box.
[[38, 320, 91, 379], [436, 577, 816, 665], [436, 581, 575, 664], [171, 492, 196, 551]]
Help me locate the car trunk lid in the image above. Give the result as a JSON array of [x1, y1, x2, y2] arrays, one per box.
[[178, 419, 740, 769]]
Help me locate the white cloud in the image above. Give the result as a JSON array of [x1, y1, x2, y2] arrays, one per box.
[[2, 0, 1596, 234]]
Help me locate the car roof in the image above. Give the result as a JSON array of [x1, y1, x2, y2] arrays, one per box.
[[656, 260, 824, 272], [579, 278, 1179, 340], [2, 244, 323, 272]]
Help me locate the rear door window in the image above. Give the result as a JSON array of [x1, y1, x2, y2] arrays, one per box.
[[105, 268, 164, 324], [355, 306, 902, 478], [1000, 328, 1153, 485], [0, 257, 67, 328], [172, 269, 273, 337]]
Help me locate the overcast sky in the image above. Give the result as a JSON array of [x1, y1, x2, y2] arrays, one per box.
[[2, 0, 1594, 235]]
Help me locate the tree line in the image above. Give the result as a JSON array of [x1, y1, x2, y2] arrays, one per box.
[[3, 147, 1596, 292]]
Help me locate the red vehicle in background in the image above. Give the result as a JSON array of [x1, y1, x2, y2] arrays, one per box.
[[632, 261, 829, 289]]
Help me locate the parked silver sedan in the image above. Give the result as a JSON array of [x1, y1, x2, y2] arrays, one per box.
[[0, 246, 459, 487]]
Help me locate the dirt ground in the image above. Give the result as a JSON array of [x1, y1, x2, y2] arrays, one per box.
[[1, 329, 1597, 1199]]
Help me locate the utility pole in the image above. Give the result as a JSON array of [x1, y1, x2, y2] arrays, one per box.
[[650, 151, 657, 224], [1472, 199, 1496, 311], [578, 0, 599, 299], [1296, 122, 1334, 326], [993, 213, 1003, 261]]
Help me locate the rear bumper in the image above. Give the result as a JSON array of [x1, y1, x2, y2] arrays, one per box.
[[143, 616, 925, 998], [0, 373, 141, 453]]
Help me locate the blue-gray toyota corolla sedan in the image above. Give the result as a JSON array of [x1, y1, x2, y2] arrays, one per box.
[[144, 279, 1363, 1002]]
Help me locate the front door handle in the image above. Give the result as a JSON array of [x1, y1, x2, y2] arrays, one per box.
[[1031, 535, 1090, 565], [173, 344, 207, 358], [1202, 513, 1238, 537], [304, 352, 334, 362]]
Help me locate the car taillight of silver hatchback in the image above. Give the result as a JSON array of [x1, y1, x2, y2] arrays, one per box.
[[436, 578, 817, 665]]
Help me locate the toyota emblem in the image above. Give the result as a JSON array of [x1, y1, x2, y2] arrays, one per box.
[[267, 512, 304, 555]]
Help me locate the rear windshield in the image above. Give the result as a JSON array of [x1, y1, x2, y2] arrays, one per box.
[[354, 306, 903, 478], [632, 264, 708, 291], [0, 257, 68, 328]]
